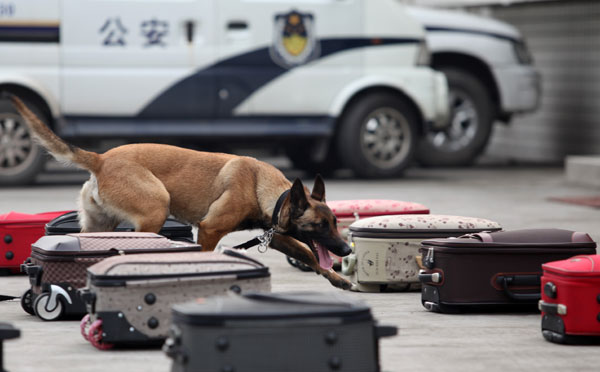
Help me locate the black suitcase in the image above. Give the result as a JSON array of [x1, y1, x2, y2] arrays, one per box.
[[418, 228, 597, 313], [165, 292, 397, 372], [45, 211, 194, 242]]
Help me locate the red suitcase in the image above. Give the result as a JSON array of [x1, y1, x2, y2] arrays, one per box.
[[0, 211, 72, 274], [540, 254, 600, 344], [287, 199, 430, 271]]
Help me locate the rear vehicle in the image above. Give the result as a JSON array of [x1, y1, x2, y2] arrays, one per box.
[[0, 0, 448, 185], [407, 5, 541, 166]]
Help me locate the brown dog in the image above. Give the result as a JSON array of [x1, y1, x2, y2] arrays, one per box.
[[9, 95, 353, 289]]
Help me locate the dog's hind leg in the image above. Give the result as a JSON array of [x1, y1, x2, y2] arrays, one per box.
[[94, 165, 171, 234], [78, 177, 121, 232]]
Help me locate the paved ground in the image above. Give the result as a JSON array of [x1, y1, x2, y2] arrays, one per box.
[[0, 161, 599, 372]]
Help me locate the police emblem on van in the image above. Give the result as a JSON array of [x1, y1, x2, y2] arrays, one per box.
[[270, 10, 320, 69]]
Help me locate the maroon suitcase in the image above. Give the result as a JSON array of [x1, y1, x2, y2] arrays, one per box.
[[539, 254, 600, 344], [418, 229, 597, 313], [20, 232, 201, 321]]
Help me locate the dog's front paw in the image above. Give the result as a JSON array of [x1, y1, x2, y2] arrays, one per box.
[[331, 276, 353, 291]]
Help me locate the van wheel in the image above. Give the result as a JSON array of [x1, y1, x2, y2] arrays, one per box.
[[336, 93, 418, 178], [0, 97, 46, 186], [285, 144, 340, 176], [417, 68, 494, 166]]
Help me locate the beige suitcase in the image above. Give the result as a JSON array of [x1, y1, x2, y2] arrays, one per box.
[[343, 214, 502, 292], [79, 249, 271, 349]]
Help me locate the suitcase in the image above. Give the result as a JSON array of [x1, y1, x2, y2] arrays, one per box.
[[164, 291, 397, 372], [0, 210, 72, 274], [539, 254, 600, 344], [79, 249, 271, 349], [20, 232, 202, 321], [418, 229, 597, 313], [342, 214, 502, 292], [287, 199, 430, 272], [0, 323, 20, 372], [45, 211, 194, 242]]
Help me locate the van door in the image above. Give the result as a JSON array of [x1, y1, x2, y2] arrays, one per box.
[[60, 0, 216, 120], [215, 0, 362, 117]]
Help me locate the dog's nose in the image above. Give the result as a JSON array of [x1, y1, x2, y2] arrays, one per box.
[[338, 243, 352, 257]]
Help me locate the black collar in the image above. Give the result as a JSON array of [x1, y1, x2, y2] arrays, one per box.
[[271, 189, 290, 227], [233, 189, 289, 250]]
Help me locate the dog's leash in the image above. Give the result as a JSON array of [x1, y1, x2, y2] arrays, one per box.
[[234, 189, 290, 252]]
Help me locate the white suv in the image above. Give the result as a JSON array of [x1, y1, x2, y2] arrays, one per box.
[[0, 0, 448, 185], [407, 6, 541, 166]]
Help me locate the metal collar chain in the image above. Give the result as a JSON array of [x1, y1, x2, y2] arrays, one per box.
[[257, 228, 275, 253]]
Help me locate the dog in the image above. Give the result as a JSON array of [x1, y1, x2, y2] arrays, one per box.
[[9, 94, 353, 290]]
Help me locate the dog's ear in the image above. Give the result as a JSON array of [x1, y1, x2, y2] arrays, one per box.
[[289, 178, 309, 213], [311, 174, 326, 202]]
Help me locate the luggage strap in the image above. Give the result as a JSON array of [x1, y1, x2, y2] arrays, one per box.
[[234, 189, 290, 251], [459, 232, 493, 242], [0, 295, 17, 302]]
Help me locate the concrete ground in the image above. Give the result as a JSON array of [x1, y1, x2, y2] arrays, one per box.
[[0, 162, 599, 372]]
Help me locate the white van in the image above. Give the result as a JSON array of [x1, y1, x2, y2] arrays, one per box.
[[0, 0, 448, 185]]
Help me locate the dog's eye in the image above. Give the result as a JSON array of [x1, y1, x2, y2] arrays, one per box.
[[318, 220, 328, 229]]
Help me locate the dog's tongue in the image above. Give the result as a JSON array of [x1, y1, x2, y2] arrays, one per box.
[[314, 241, 333, 270]]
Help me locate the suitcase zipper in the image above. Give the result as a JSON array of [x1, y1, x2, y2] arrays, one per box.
[[423, 247, 435, 269]]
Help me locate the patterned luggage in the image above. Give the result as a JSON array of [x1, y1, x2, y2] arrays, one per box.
[[419, 229, 597, 313], [287, 199, 430, 272], [164, 291, 397, 372], [20, 232, 201, 321], [79, 249, 271, 349], [0, 211, 72, 274], [539, 254, 600, 344], [45, 211, 194, 242], [343, 214, 501, 292]]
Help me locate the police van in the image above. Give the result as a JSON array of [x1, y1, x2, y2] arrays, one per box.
[[0, 0, 448, 185]]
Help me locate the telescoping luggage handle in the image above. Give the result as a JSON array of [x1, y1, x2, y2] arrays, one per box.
[[496, 274, 541, 301]]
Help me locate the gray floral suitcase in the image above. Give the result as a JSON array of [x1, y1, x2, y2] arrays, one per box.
[[20, 232, 201, 321], [342, 214, 502, 292], [164, 291, 397, 372], [79, 249, 271, 349]]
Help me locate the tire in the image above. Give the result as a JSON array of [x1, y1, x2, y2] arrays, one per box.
[[336, 93, 418, 178], [0, 97, 47, 186], [21, 289, 35, 315], [417, 68, 494, 166], [285, 143, 340, 176], [33, 292, 64, 321]]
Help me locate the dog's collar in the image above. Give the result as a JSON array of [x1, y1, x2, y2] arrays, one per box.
[[233, 189, 290, 251], [271, 189, 290, 227]]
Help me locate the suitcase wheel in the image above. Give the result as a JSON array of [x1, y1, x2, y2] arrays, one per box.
[[33, 292, 64, 321], [20, 289, 35, 316], [88, 319, 114, 350], [80, 314, 91, 341]]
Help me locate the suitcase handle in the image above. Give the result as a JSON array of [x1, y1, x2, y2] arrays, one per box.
[[375, 325, 398, 339], [418, 270, 442, 284], [341, 254, 356, 275], [496, 275, 540, 301], [538, 300, 567, 315]]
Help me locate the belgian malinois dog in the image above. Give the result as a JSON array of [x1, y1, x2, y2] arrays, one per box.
[[9, 94, 353, 289]]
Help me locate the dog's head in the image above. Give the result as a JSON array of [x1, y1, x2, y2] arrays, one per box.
[[278, 175, 352, 271]]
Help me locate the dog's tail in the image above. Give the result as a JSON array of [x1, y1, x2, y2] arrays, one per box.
[[6, 93, 101, 172]]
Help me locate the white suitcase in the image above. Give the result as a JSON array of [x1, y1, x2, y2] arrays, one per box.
[[343, 214, 502, 292]]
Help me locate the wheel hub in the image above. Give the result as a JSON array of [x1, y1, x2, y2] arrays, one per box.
[[0, 113, 37, 175], [361, 107, 410, 169], [427, 89, 478, 152]]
